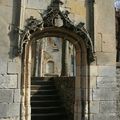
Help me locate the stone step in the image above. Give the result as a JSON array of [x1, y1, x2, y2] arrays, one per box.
[[31, 89, 58, 95], [31, 77, 53, 80], [31, 85, 56, 90], [31, 100, 62, 107], [31, 77, 54, 81], [31, 113, 67, 120], [31, 80, 55, 85], [31, 95, 60, 101], [31, 106, 65, 114]]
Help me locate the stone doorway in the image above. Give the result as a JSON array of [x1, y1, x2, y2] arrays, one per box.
[[21, 27, 91, 120], [20, 1, 94, 120], [30, 36, 76, 120]]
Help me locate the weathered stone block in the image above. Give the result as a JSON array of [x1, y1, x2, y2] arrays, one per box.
[[98, 66, 116, 77], [100, 101, 116, 113], [94, 0, 116, 60], [102, 34, 116, 52], [26, 0, 51, 10], [14, 89, 21, 103], [0, 90, 13, 103], [0, 6, 12, 31], [90, 114, 94, 120], [0, 6, 12, 57], [66, 0, 86, 16], [0, 58, 7, 74], [90, 101, 99, 113], [96, 52, 116, 65], [94, 0, 115, 34], [97, 77, 116, 88], [94, 113, 118, 120], [93, 88, 118, 100], [7, 62, 20, 74], [0, 75, 17, 88], [90, 66, 98, 76], [0, 0, 14, 7], [7, 103, 20, 117], [90, 77, 97, 88], [0, 104, 8, 118], [95, 33, 102, 52], [0, 117, 19, 120], [0, 103, 20, 118]]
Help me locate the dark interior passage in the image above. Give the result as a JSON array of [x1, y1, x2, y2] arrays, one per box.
[[31, 77, 68, 120]]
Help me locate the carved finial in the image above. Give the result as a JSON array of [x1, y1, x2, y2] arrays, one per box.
[[51, 0, 63, 8], [52, 0, 63, 5]]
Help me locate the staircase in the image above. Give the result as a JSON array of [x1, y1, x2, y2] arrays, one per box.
[[31, 77, 68, 120]]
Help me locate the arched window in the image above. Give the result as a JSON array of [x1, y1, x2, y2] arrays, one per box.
[[46, 61, 54, 74]]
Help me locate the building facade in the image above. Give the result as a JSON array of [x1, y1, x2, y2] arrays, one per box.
[[0, 0, 118, 120]]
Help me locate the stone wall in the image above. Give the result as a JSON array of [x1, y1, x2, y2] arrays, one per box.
[[90, 0, 117, 119], [0, 0, 21, 120], [0, 0, 118, 120]]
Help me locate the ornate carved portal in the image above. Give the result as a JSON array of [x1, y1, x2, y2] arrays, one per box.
[[20, 0, 94, 120], [19, 0, 94, 62]]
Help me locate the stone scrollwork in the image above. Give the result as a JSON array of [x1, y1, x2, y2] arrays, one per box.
[[17, 0, 94, 62]]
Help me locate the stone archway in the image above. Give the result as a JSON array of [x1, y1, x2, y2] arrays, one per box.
[[21, 27, 90, 120], [19, 1, 94, 120]]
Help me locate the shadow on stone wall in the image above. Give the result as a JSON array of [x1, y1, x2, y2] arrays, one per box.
[[54, 77, 75, 120], [85, 0, 94, 43], [85, 0, 89, 30], [8, 0, 21, 59]]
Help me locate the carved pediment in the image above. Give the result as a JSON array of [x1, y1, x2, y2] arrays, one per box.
[[18, 0, 94, 62]]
